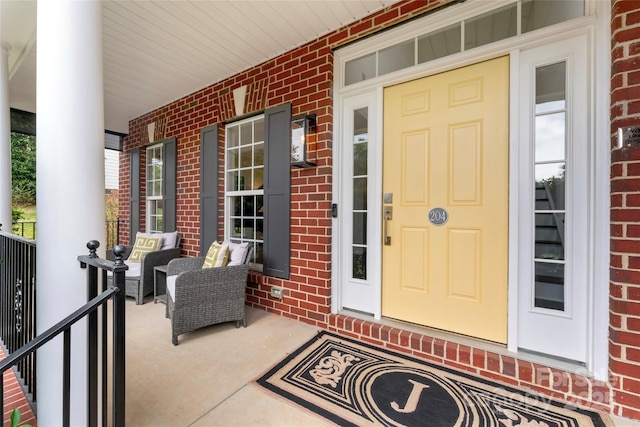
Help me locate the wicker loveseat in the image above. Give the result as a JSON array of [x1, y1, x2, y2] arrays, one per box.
[[108, 231, 182, 305], [165, 243, 252, 345]]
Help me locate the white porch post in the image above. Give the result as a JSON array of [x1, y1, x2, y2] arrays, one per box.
[[36, 1, 105, 425], [0, 42, 11, 232]]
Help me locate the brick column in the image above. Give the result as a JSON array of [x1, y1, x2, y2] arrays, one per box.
[[610, 0, 640, 420]]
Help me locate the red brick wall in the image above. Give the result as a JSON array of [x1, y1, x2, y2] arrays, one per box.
[[610, 0, 640, 420], [117, 0, 640, 421], [119, 0, 455, 296]]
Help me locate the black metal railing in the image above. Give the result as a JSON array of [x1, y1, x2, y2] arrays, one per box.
[[0, 241, 128, 427], [0, 230, 37, 402], [12, 221, 35, 240], [12, 219, 121, 248]]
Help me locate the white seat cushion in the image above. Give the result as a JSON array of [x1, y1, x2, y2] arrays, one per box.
[[106, 261, 141, 278], [124, 261, 141, 277], [167, 275, 177, 299]]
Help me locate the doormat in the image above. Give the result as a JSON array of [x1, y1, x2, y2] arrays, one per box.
[[256, 331, 613, 427]]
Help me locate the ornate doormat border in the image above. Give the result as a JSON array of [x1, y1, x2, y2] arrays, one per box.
[[256, 331, 613, 427]]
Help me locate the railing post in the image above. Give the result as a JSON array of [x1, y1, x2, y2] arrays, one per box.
[[111, 245, 127, 426], [85, 240, 100, 427]]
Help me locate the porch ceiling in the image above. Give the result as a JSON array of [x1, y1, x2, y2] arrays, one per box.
[[2, 0, 396, 135]]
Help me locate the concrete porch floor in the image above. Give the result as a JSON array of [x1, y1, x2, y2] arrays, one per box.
[[125, 299, 639, 426]]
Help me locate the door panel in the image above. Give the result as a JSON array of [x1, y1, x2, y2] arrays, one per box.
[[382, 56, 509, 343]]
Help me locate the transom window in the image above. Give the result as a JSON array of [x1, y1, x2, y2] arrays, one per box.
[[146, 144, 163, 232], [225, 115, 265, 265], [344, 0, 584, 86]]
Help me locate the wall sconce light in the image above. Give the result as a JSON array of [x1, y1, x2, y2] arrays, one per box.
[[291, 114, 316, 168]]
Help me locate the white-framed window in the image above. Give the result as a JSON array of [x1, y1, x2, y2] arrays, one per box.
[[225, 115, 264, 265], [146, 143, 163, 232]]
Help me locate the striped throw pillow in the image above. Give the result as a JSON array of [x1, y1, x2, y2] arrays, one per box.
[[202, 241, 229, 269], [128, 235, 163, 262]]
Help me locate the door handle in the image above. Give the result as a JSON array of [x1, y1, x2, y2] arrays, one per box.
[[383, 206, 393, 245]]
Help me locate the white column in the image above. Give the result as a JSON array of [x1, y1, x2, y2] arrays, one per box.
[[0, 42, 11, 232], [36, 1, 105, 425]]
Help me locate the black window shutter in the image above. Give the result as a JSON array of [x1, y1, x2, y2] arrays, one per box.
[[200, 125, 219, 256], [163, 137, 177, 232], [129, 147, 140, 242], [264, 104, 291, 279]]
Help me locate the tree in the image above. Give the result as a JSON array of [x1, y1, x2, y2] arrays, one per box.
[[11, 133, 36, 205]]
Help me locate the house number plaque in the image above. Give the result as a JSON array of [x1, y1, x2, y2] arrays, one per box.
[[428, 208, 448, 226]]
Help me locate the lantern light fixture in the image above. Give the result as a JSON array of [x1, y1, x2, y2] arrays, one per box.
[[291, 114, 317, 168]]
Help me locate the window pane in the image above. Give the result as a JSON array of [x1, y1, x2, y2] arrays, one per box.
[[354, 143, 368, 176], [232, 196, 241, 216], [353, 177, 367, 211], [535, 113, 565, 162], [352, 212, 367, 245], [534, 261, 565, 311], [379, 39, 415, 76], [418, 23, 461, 64], [535, 213, 565, 260], [240, 123, 252, 146], [464, 3, 517, 50], [242, 195, 254, 215], [227, 171, 239, 191], [354, 107, 368, 176], [243, 219, 255, 239], [254, 142, 264, 167], [255, 242, 264, 264], [228, 126, 239, 148], [256, 218, 264, 240], [522, 0, 583, 33], [536, 62, 566, 114], [535, 163, 565, 210], [231, 219, 241, 239], [352, 247, 367, 280], [345, 53, 376, 86], [254, 167, 264, 190], [240, 145, 252, 168], [227, 148, 239, 169], [254, 118, 264, 142], [149, 215, 157, 232], [240, 169, 251, 191], [256, 195, 264, 217]]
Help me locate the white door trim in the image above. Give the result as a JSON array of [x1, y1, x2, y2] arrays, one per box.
[[331, 0, 610, 379]]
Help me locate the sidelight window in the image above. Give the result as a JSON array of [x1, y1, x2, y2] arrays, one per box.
[[533, 61, 567, 311], [351, 108, 369, 280]]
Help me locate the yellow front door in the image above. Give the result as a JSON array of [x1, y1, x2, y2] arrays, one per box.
[[382, 56, 509, 343]]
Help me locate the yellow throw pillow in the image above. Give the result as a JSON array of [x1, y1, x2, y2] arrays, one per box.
[[202, 241, 230, 268], [128, 235, 163, 262]]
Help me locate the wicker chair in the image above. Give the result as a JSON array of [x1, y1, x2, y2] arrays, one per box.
[[165, 247, 252, 345], [108, 233, 182, 305]]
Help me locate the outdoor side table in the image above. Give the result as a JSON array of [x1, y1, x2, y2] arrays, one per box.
[[154, 265, 168, 304]]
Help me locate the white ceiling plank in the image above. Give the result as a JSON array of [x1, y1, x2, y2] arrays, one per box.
[[4, 0, 397, 133]]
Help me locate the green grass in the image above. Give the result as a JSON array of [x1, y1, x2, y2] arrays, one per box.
[[12, 204, 36, 239], [17, 204, 36, 222]]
